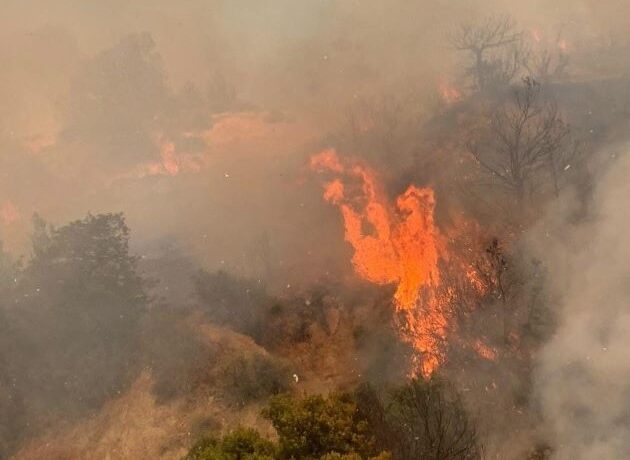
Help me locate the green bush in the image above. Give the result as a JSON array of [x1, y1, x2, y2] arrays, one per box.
[[262, 392, 380, 460], [185, 380, 480, 460], [320, 453, 392, 460], [219, 353, 291, 405], [184, 390, 392, 460], [184, 427, 277, 460]]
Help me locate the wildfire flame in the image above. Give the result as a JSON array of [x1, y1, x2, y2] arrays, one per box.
[[311, 148, 446, 377], [438, 81, 462, 105], [558, 39, 568, 52], [0, 200, 19, 225], [157, 138, 180, 176], [472, 339, 498, 361], [531, 28, 543, 43]]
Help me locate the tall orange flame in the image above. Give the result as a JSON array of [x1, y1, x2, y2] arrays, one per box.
[[311, 148, 446, 377]]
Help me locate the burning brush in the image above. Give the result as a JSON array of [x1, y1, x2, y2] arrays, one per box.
[[311, 148, 491, 377]]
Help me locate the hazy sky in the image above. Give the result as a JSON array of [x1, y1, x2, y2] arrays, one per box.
[[0, 0, 627, 276]]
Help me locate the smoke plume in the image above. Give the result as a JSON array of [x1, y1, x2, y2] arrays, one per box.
[[532, 149, 630, 459]]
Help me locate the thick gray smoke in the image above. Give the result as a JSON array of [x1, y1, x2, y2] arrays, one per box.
[[533, 150, 630, 459]]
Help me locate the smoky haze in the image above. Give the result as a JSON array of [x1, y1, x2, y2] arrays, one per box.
[[529, 148, 630, 460], [1, 0, 625, 268], [1, 1, 630, 459]]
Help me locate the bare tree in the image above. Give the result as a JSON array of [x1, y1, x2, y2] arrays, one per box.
[[337, 93, 423, 168], [451, 16, 525, 92], [474, 238, 510, 344], [389, 378, 481, 460], [523, 40, 569, 84], [356, 379, 481, 460], [467, 77, 572, 207]]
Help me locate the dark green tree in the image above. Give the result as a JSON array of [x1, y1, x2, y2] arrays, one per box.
[[262, 392, 380, 460], [10, 213, 146, 417], [184, 427, 277, 460], [0, 243, 25, 459]]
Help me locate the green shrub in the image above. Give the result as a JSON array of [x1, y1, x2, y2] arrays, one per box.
[[320, 453, 392, 460], [219, 353, 291, 405], [184, 427, 277, 460], [262, 392, 379, 460], [184, 379, 477, 460]]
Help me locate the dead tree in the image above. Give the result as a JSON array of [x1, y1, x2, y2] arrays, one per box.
[[467, 77, 571, 207], [475, 238, 510, 344], [388, 378, 482, 460], [450, 15, 525, 92], [339, 94, 422, 168], [523, 38, 569, 84]]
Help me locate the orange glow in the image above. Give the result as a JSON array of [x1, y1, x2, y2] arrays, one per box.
[[311, 148, 445, 377], [115, 111, 315, 183], [0, 201, 19, 225], [531, 28, 543, 43], [558, 39, 568, 52], [24, 132, 57, 155], [198, 111, 314, 154], [160, 138, 180, 175], [465, 268, 487, 294], [438, 81, 461, 105], [133, 135, 205, 179], [473, 339, 498, 361]]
